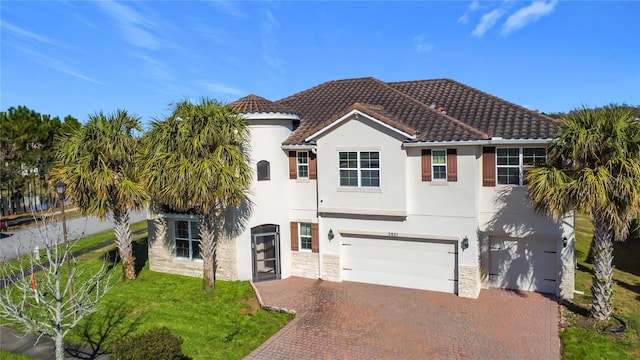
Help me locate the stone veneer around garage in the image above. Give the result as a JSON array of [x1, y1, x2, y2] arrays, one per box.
[[457, 265, 481, 298]]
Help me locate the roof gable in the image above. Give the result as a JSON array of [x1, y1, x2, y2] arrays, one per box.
[[304, 102, 418, 142]]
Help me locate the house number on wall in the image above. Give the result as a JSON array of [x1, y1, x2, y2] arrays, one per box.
[[388, 232, 399, 237]]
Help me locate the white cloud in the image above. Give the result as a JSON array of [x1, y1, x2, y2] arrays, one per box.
[[412, 34, 433, 53], [96, 1, 160, 50], [14, 46, 103, 85], [210, 0, 247, 19], [502, 0, 558, 35], [1, 21, 68, 48], [260, 10, 285, 76], [199, 82, 245, 96], [458, 0, 480, 24], [472, 9, 505, 37]]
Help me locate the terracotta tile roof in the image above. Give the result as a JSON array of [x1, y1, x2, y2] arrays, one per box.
[[231, 78, 559, 145], [277, 77, 489, 145], [387, 79, 559, 140], [230, 94, 298, 116]]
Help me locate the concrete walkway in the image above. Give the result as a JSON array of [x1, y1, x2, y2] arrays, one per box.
[[248, 277, 560, 360]]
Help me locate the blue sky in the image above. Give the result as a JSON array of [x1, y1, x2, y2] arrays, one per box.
[[2, 1, 639, 125]]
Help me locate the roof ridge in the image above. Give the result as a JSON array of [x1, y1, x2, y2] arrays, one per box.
[[277, 77, 377, 104], [375, 79, 490, 139]]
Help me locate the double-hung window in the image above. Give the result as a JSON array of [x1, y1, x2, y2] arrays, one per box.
[[175, 220, 201, 260], [297, 151, 309, 178], [299, 223, 312, 251], [432, 150, 447, 181], [339, 151, 380, 187], [496, 147, 546, 185]]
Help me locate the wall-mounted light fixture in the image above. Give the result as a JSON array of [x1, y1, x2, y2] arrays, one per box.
[[328, 228, 334, 241], [562, 237, 568, 248], [461, 236, 469, 250]]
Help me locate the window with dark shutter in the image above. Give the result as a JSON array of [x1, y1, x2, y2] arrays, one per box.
[[290, 222, 298, 251], [421, 149, 432, 181], [288, 151, 297, 179], [447, 149, 457, 182], [311, 223, 319, 253], [309, 152, 317, 180], [483, 147, 496, 187]]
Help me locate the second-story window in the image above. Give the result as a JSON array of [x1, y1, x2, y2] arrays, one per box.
[[297, 151, 309, 178], [339, 151, 380, 187], [497, 147, 546, 185], [257, 160, 270, 181], [432, 150, 447, 181]]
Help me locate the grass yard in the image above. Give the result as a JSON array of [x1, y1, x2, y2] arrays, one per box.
[[1, 220, 148, 272], [560, 214, 640, 360], [65, 238, 293, 360], [0, 350, 33, 359]]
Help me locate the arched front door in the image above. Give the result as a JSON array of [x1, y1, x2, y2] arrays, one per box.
[[251, 224, 280, 282]]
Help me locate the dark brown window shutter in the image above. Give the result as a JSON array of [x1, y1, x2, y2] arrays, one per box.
[[290, 222, 298, 251], [311, 223, 319, 253], [483, 147, 496, 187], [288, 151, 297, 179], [309, 152, 317, 180], [447, 149, 458, 182], [421, 149, 432, 181]]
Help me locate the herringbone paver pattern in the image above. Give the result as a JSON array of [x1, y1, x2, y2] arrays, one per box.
[[247, 277, 559, 360]]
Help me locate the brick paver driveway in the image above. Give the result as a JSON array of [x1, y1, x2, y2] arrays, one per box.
[[247, 277, 559, 360]]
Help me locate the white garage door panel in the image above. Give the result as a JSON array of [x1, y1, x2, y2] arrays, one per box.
[[489, 238, 557, 294], [342, 237, 456, 293], [343, 241, 455, 266]]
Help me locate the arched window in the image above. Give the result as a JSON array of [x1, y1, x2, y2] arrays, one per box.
[[257, 160, 270, 181]]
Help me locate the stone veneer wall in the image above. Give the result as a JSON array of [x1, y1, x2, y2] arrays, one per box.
[[290, 251, 319, 278], [148, 218, 237, 280], [458, 265, 481, 298], [321, 254, 340, 281], [216, 238, 237, 280]]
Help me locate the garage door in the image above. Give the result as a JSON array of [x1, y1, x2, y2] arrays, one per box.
[[489, 238, 557, 294], [341, 237, 457, 293]]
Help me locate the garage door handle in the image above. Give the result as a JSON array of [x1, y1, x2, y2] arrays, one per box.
[[342, 244, 351, 246], [544, 278, 556, 282], [544, 251, 556, 254], [343, 268, 352, 271]]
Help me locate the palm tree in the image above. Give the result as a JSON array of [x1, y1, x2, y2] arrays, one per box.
[[526, 105, 640, 321], [140, 99, 251, 291], [53, 110, 148, 280]]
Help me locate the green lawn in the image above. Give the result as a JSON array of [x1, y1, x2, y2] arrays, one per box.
[[64, 238, 293, 360], [2, 227, 292, 360], [560, 214, 640, 360], [0, 351, 34, 360]]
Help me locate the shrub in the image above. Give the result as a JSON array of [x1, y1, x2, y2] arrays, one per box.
[[111, 327, 192, 360]]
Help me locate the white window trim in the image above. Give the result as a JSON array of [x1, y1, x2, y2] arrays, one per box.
[[174, 219, 201, 261], [297, 151, 309, 179], [496, 147, 546, 186], [338, 151, 381, 188], [431, 149, 447, 181], [299, 222, 312, 252]]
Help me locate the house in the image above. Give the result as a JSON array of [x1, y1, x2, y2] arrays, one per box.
[[147, 77, 575, 299]]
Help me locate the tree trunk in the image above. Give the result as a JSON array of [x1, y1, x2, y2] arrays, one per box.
[[55, 332, 65, 360], [113, 209, 136, 280], [200, 210, 218, 291], [591, 217, 614, 321]]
